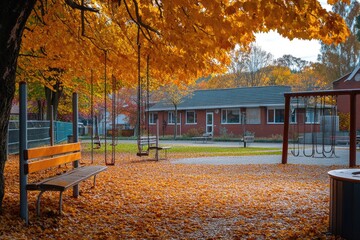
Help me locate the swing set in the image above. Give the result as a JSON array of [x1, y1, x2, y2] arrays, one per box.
[[282, 89, 360, 167], [289, 95, 337, 158], [89, 51, 121, 166], [134, 27, 171, 159]]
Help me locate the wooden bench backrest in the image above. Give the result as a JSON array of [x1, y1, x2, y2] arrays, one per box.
[[24, 143, 81, 174], [139, 136, 157, 144]]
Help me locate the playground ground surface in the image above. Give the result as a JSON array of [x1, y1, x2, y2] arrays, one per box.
[[1, 140, 355, 239]]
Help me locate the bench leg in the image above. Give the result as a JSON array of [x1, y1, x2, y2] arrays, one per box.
[[155, 149, 159, 161], [36, 191, 45, 216], [59, 191, 63, 215], [93, 175, 97, 187]]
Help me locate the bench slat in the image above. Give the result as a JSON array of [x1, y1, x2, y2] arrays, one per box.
[[38, 166, 108, 191], [25, 142, 81, 160], [25, 152, 81, 174]]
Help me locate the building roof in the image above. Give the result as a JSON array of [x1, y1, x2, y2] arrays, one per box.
[[332, 64, 360, 85], [149, 85, 291, 111]]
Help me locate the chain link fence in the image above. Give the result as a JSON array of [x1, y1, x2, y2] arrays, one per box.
[[8, 120, 73, 154]]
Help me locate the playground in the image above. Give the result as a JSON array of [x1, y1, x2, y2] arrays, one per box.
[[1, 144, 343, 239], [1, 1, 359, 239]]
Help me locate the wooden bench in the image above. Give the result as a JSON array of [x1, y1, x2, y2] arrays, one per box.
[[137, 136, 171, 160], [192, 133, 213, 143], [334, 136, 350, 145], [24, 142, 107, 216], [240, 135, 254, 147]]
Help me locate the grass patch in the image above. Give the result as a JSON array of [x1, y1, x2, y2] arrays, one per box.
[[81, 142, 281, 157]]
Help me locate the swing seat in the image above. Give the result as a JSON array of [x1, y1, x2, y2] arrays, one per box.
[[137, 151, 149, 157]]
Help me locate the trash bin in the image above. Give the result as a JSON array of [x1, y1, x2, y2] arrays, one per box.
[[67, 135, 73, 143], [328, 169, 360, 240]]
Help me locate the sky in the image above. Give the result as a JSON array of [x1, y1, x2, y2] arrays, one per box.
[[254, 0, 332, 62]]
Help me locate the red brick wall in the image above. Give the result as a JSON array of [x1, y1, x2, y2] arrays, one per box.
[[149, 108, 287, 138], [148, 107, 325, 138], [333, 79, 360, 130]]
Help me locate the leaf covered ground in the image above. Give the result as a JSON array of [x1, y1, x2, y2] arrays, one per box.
[[0, 148, 343, 239]]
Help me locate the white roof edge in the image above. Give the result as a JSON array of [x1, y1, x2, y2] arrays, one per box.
[[346, 65, 360, 81]]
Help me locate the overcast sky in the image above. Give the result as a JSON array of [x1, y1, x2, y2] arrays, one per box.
[[254, 0, 332, 62]]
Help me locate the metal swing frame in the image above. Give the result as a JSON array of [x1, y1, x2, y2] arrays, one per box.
[[283, 89, 360, 167]]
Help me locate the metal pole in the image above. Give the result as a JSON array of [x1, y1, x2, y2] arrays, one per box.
[[19, 82, 28, 223], [50, 105, 54, 146], [91, 70, 94, 164], [104, 50, 107, 164], [282, 95, 291, 164], [72, 92, 79, 197], [349, 93, 357, 167]]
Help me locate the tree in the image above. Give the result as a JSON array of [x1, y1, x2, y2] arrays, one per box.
[[229, 44, 273, 87], [262, 65, 292, 86], [0, 0, 353, 211], [357, 15, 360, 41], [274, 55, 309, 72], [318, 0, 360, 80], [163, 83, 194, 139]]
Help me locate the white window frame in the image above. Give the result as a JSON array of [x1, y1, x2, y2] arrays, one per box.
[[245, 108, 261, 124], [305, 109, 320, 124], [186, 111, 197, 124], [267, 108, 285, 124], [221, 108, 240, 124], [168, 111, 181, 125], [290, 109, 297, 124], [149, 112, 158, 125]]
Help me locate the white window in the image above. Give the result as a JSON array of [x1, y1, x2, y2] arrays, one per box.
[[267, 108, 285, 123], [149, 112, 158, 125], [290, 109, 297, 123], [168, 112, 181, 124], [246, 108, 261, 124], [221, 109, 240, 124], [186, 111, 197, 124], [305, 109, 320, 124]]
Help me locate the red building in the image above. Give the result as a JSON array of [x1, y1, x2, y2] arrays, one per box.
[[332, 65, 360, 130], [147, 85, 319, 138]]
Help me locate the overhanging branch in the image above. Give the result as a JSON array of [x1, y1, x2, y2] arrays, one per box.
[[65, 0, 99, 12]]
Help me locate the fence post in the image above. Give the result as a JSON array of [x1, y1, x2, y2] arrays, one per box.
[[72, 92, 79, 197], [19, 82, 28, 224]]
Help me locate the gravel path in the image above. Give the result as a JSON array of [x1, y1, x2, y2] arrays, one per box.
[[168, 141, 358, 166]]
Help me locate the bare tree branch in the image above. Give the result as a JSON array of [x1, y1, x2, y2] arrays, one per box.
[[65, 0, 99, 12]]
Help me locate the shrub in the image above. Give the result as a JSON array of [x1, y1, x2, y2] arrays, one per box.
[[185, 128, 204, 137]]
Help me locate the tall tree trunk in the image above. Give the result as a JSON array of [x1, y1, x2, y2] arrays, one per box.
[[37, 99, 44, 120], [45, 82, 62, 121], [0, 0, 36, 211], [174, 105, 178, 140]]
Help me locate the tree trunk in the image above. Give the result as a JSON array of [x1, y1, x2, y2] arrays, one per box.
[[174, 105, 178, 140], [0, 0, 36, 211], [45, 82, 62, 121], [37, 99, 44, 120]]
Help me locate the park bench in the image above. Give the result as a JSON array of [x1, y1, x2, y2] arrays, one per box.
[[192, 133, 213, 143], [240, 135, 255, 147], [334, 135, 360, 148], [137, 136, 171, 160], [24, 142, 107, 216]]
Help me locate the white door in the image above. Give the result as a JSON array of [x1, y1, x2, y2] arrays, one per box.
[[206, 112, 214, 135]]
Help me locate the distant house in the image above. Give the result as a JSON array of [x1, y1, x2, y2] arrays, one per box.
[[332, 65, 360, 129], [148, 86, 294, 138]]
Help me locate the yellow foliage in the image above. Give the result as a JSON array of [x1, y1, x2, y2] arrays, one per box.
[[18, 0, 350, 96]]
